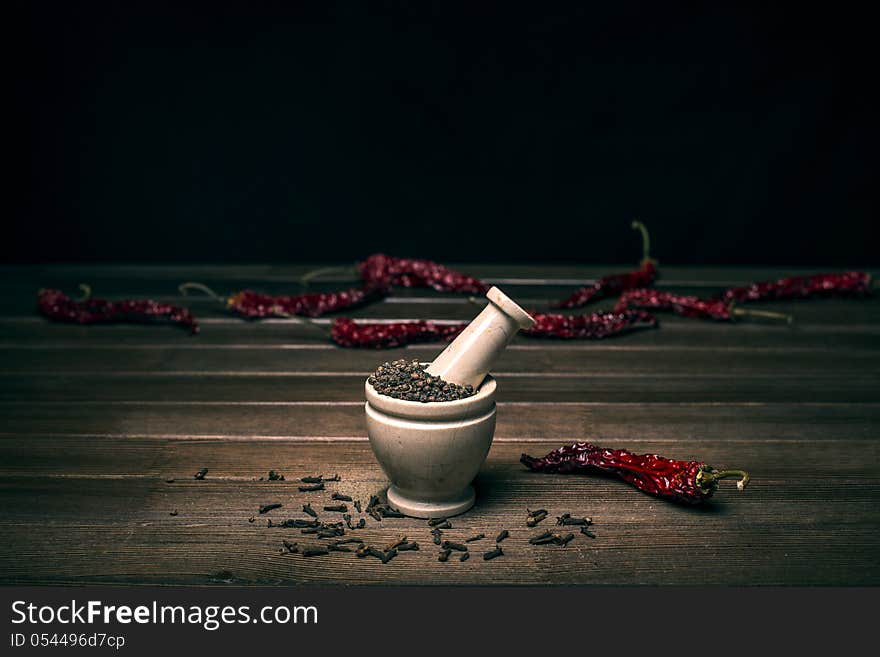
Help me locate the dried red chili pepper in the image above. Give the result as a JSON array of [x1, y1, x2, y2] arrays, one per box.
[[523, 309, 659, 339], [226, 287, 385, 318], [614, 288, 792, 323], [358, 254, 489, 294], [553, 221, 657, 309], [521, 442, 749, 505], [179, 283, 384, 319], [722, 271, 873, 303], [331, 318, 466, 348], [38, 285, 199, 333]]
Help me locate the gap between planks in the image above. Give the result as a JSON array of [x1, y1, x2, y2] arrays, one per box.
[[0, 432, 874, 444]]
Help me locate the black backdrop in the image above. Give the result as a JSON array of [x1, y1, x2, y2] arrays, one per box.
[[8, 1, 876, 266]]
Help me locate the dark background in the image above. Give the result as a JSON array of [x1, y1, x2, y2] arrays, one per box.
[[8, 1, 876, 266]]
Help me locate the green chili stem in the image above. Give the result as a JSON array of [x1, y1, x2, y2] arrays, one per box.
[[298, 265, 360, 290], [631, 220, 653, 264], [702, 468, 751, 491], [731, 307, 793, 325], [75, 284, 92, 303], [178, 282, 227, 304]]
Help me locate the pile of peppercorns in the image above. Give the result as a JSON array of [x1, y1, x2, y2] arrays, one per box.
[[368, 359, 476, 403]]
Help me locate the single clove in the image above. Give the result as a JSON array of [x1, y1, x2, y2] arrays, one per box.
[[331, 492, 353, 502], [495, 530, 510, 543], [528, 530, 553, 544], [259, 503, 283, 515], [323, 504, 348, 513], [483, 546, 503, 560], [465, 534, 485, 543], [302, 503, 318, 518], [557, 513, 592, 526], [194, 468, 208, 480], [438, 549, 452, 562], [460, 552, 470, 562], [383, 535, 408, 552], [299, 483, 325, 492], [302, 547, 329, 557], [441, 541, 468, 552], [526, 509, 548, 527]]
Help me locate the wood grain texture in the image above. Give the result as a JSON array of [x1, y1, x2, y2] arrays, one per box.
[[0, 264, 878, 586]]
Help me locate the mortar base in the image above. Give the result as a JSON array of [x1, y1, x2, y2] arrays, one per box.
[[386, 485, 475, 519]]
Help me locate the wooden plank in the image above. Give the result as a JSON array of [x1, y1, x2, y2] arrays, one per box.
[[4, 263, 875, 285], [4, 343, 879, 374], [2, 320, 879, 350], [3, 294, 880, 325], [1, 371, 877, 403], [1, 402, 878, 442], [0, 441, 876, 585]]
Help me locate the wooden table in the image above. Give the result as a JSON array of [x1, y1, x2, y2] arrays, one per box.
[[1, 264, 878, 585]]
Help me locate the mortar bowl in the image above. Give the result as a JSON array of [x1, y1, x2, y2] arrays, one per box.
[[364, 374, 497, 518]]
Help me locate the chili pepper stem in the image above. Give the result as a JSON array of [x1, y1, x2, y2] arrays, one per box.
[[75, 284, 92, 302], [731, 307, 794, 325], [298, 265, 359, 290], [631, 220, 655, 265], [178, 282, 227, 304], [699, 468, 751, 492]]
